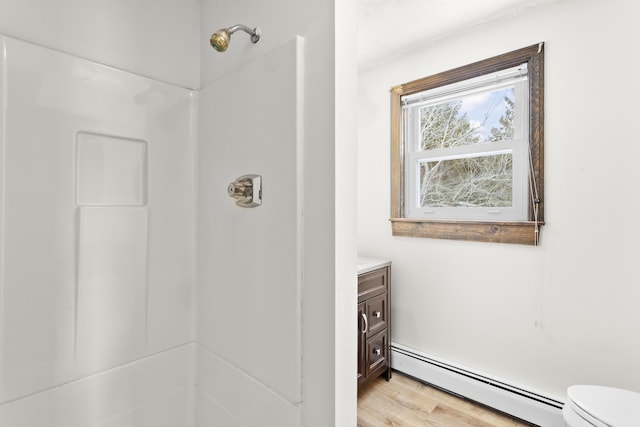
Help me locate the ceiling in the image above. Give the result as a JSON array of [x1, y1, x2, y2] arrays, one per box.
[[357, 0, 560, 69]]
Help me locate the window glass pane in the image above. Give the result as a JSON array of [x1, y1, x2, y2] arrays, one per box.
[[418, 153, 513, 208], [419, 87, 515, 151]]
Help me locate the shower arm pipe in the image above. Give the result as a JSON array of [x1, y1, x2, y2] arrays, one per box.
[[227, 24, 261, 43]]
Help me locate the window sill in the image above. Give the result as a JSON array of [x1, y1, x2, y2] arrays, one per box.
[[390, 218, 543, 246]]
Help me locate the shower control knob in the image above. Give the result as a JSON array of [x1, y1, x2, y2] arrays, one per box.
[[228, 181, 250, 198], [227, 174, 262, 208]]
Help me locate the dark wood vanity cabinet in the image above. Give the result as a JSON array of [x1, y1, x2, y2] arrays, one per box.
[[357, 263, 391, 389]]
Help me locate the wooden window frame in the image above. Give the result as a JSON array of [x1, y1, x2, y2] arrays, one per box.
[[390, 43, 544, 245]]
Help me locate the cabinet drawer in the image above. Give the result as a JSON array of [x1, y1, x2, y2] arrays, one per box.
[[366, 293, 387, 336], [365, 330, 387, 377], [358, 267, 388, 302]]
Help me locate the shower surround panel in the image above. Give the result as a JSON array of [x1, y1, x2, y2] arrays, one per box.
[[0, 36, 195, 426], [196, 37, 304, 426]]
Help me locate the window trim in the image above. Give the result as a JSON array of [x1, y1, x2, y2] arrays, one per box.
[[390, 44, 544, 245]]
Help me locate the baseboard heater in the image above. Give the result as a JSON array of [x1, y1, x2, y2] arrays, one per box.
[[391, 343, 566, 427]]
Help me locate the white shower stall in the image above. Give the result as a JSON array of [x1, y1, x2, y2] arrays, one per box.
[[0, 0, 357, 426]]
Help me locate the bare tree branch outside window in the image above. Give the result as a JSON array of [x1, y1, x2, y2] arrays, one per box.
[[419, 88, 515, 208]]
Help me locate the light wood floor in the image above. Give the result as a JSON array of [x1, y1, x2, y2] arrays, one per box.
[[358, 372, 535, 427]]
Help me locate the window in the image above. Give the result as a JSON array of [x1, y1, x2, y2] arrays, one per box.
[[390, 44, 544, 245]]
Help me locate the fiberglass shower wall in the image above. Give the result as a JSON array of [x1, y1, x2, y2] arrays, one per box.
[[195, 37, 304, 426], [0, 35, 195, 426]]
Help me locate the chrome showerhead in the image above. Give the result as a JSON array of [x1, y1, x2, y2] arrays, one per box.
[[210, 24, 261, 52]]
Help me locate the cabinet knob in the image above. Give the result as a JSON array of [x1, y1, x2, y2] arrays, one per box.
[[373, 311, 381, 319], [372, 348, 381, 356]]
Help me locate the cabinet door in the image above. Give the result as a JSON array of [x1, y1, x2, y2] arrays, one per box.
[[357, 302, 366, 383]]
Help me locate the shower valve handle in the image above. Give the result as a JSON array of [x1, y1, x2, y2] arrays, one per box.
[[228, 181, 251, 198], [227, 174, 262, 208]]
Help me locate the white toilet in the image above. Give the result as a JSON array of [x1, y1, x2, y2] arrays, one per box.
[[563, 385, 640, 426]]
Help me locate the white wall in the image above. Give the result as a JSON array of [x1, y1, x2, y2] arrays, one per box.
[[358, 0, 640, 399], [0, 0, 200, 88], [198, 0, 356, 425], [334, 0, 359, 424], [0, 1, 198, 425]]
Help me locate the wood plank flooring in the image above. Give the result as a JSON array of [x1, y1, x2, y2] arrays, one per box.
[[358, 372, 535, 427]]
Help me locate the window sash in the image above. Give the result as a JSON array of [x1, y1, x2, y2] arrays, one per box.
[[406, 142, 528, 220], [401, 64, 528, 108]]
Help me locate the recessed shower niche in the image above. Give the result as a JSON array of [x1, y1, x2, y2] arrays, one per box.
[[76, 132, 147, 206], [76, 132, 149, 364]]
